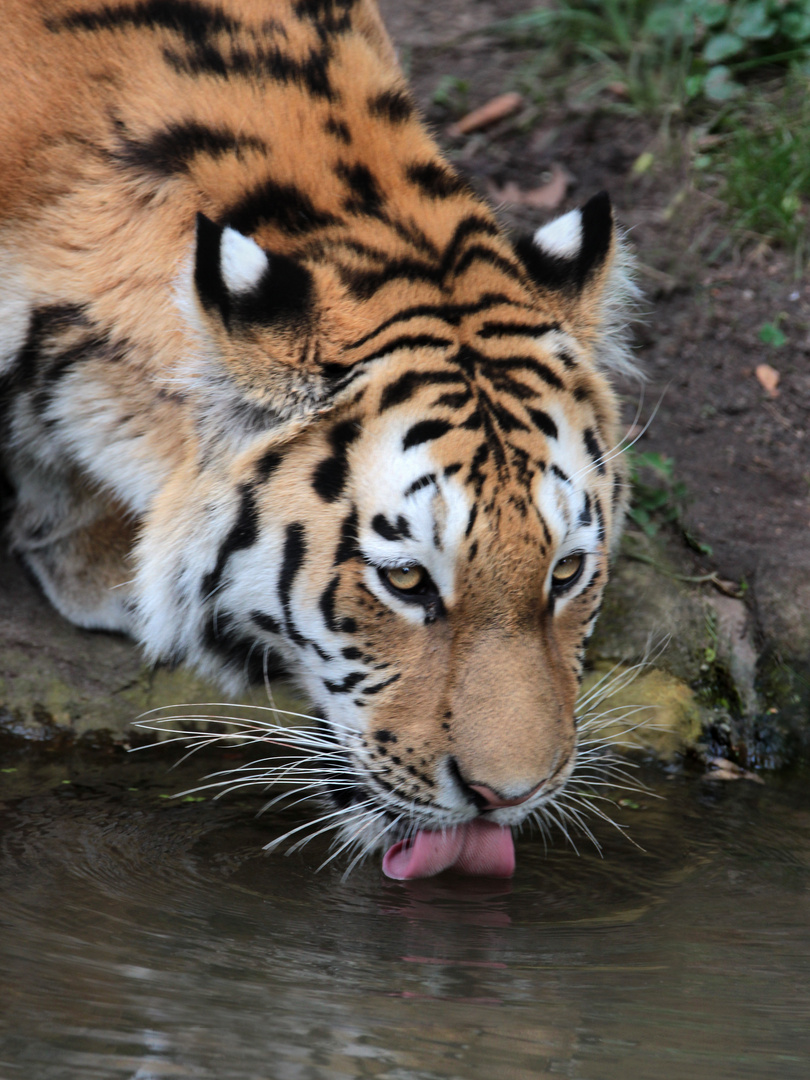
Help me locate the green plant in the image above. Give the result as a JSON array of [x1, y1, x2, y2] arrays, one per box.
[[625, 449, 688, 537], [759, 319, 787, 347], [711, 82, 810, 266], [682, 0, 810, 101], [489, 1, 810, 107], [431, 75, 470, 114], [490, 1, 694, 112]]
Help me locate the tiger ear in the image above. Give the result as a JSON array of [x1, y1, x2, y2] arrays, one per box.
[[515, 192, 639, 374], [515, 190, 613, 294], [193, 213, 313, 331], [186, 214, 335, 434]]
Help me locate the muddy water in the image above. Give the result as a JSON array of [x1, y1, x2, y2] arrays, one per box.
[[0, 751, 808, 1080]]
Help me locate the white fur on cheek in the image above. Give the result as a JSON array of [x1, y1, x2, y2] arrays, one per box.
[[533, 208, 582, 259], [220, 227, 269, 294]]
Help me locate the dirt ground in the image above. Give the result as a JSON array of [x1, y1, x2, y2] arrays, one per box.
[[378, 0, 810, 673]]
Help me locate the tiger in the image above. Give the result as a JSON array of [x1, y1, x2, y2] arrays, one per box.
[[0, 0, 637, 879]]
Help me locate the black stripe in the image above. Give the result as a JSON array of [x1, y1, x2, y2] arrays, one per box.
[[337, 161, 385, 217], [201, 483, 258, 598], [203, 611, 287, 684], [255, 449, 283, 482], [323, 671, 366, 694], [380, 369, 462, 412], [278, 522, 308, 647], [346, 294, 513, 352], [295, 0, 359, 28], [164, 41, 334, 98], [452, 244, 525, 283], [403, 419, 452, 450], [371, 514, 411, 542], [251, 610, 282, 635], [319, 575, 341, 633], [434, 389, 472, 409], [116, 121, 266, 177], [406, 161, 470, 200], [362, 673, 401, 695], [404, 473, 436, 497], [584, 428, 606, 474], [440, 215, 501, 273], [368, 88, 414, 123], [527, 408, 558, 440], [51, 1, 240, 41], [485, 373, 536, 400], [477, 320, 560, 339], [334, 507, 360, 564], [224, 178, 340, 236], [8, 304, 88, 391], [465, 503, 478, 538], [363, 333, 453, 366], [502, 356, 564, 391], [324, 116, 352, 143], [312, 419, 361, 502], [490, 399, 528, 433], [339, 256, 441, 301]]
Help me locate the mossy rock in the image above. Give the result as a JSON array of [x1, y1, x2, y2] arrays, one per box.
[[580, 662, 704, 762]]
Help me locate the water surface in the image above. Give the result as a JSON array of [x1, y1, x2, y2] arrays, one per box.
[[1, 749, 808, 1079]]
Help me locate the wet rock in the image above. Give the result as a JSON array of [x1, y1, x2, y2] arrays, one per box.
[[755, 547, 810, 664], [707, 594, 759, 718], [580, 663, 704, 761], [0, 549, 278, 742], [589, 539, 710, 684]]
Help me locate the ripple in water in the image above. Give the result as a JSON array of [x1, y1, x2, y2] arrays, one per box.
[[1, 753, 809, 1079]]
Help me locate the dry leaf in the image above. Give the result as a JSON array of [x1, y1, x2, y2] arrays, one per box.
[[755, 363, 780, 397], [488, 163, 572, 211], [448, 92, 523, 136]]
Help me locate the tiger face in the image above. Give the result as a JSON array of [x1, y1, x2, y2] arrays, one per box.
[[133, 198, 632, 877], [0, 0, 637, 878]]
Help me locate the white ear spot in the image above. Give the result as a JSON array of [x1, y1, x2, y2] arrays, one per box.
[[533, 208, 583, 259], [220, 227, 270, 294]]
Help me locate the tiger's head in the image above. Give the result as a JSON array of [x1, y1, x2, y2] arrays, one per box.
[[135, 192, 637, 878]]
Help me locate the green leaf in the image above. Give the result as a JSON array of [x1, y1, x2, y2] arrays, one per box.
[[694, 2, 730, 29], [759, 321, 787, 347], [685, 73, 705, 98], [645, 4, 690, 38], [704, 64, 743, 100], [704, 31, 746, 62], [734, 3, 776, 42], [780, 9, 810, 44]]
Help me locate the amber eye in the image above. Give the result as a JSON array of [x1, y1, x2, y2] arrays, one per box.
[[383, 564, 426, 592], [551, 553, 584, 588]]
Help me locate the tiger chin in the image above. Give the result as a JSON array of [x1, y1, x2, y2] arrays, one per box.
[[0, 0, 638, 880]]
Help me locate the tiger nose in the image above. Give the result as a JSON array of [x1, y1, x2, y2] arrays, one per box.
[[466, 780, 545, 810]]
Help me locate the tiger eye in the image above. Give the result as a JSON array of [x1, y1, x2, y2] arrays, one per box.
[[385, 565, 425, 592], [551, 553, 583, 585]]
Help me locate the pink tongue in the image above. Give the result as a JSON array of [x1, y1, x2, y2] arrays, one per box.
[[382, 821, 515, 880]]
